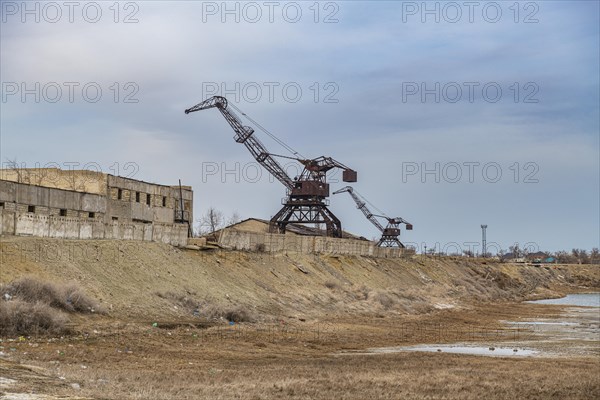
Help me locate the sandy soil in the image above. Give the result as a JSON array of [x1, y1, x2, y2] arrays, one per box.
[[0, 237, 598, 399], [0, 302, 598, 399]]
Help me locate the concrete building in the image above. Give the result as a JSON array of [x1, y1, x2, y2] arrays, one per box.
[[0, 168, 192, 246], [210, 218, 366, 239]]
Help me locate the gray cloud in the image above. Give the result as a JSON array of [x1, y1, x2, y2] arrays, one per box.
[[1, 0, 598, 252]]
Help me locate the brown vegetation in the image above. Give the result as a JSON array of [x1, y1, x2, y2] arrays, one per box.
[[0, 300, 69, 336], [1, 304, 597, 400], [0, 277, 103, 336], [0, 237, 598, 399]]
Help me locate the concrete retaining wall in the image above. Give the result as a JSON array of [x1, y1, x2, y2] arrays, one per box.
[[1, 210, 188, 246], [218, 229, 411, 258], [0, 179, 190, 246]]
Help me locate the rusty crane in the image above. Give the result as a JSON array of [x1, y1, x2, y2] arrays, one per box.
[[333, 186, 412, 247], [185, 96, 357, 237]]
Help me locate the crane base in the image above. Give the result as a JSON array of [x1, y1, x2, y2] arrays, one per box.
[[270, 198, 342, 238], [377, 236, 406, 248]]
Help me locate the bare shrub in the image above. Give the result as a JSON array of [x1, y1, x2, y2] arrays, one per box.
[[0, 300, 70, 336], [372, 292, 395, 309], [204, 304, 255, 323], [223, 307, 253, 323], [402, 290, 421, 301], [2, 277, 63, 308], [62, 283, 103, 313], [353, 285, 370, 300], [156, 291, 201, 314], [1, 277, 102, 314], [410, 301, 435, 314], [0, 277, 104, 336], [324, 280, 339, 290], [156, 292, 255, 322]]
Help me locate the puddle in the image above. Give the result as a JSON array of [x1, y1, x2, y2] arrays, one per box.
[[342, 345, 539, 357], [503, 321, 578, 326], [340, 295, 599, 359], [526, 293, 600, 307], [398, 345, 538, 356]]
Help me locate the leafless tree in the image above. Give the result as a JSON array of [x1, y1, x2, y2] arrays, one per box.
[[64, 169, 86, 191], [591, 248, 599, 264], [4, 158, 23, 183], [227, 211, 241, 226], [572, 249, 589, 264], [198, 207, 224, 235], [508, 244, 521, 258]]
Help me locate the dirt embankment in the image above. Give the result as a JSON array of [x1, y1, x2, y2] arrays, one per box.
[[1, 237, 598, 322], [1, 237, 599, 400]]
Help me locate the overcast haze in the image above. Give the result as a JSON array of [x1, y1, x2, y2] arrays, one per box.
[[1, 0, 598, 254]]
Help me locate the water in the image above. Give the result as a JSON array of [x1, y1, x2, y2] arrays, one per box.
[[504, 321, 578, 326], [526, 293, 600, 307], [349, 345, 539, 357], [341, 293, 599, 359]]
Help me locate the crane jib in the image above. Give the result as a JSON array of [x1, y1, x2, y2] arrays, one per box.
[[184, 96, 358, 238]]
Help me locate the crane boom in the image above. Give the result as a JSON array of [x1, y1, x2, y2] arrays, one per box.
[[185, 96, 358, 238], [333, 186, 385, 232], [185, 96, 295, 190], [333, 186, 413, 248]]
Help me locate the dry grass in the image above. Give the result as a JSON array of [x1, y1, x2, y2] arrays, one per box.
[[324, 280, 339, 290], [1, 296, 597, 400], [2, 236, 598, 322], [156, 291, 255, 322], [0, 277, 104, 336], [0, 300, 70, 336], [1, 276, 103, 313], [11, 312, 598, 400], [0, 237, 598, 398], [370, 291, 395, 309]]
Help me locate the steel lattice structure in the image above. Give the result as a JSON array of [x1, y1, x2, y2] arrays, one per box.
[[333, 186, 412, 247], [185, 96, 357, 237]]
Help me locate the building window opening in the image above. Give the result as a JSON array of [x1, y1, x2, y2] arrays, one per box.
[[0, 202, 5, 209], [28, 205, 35, 213], [162, 196, 167, 207], [59, 209, 67, 217], [89, 212, 95, 218], [112, 216, 118, 221], [146, 194, 151, 206], [136, 192, 140, 202], [117, 188, 122, 200]]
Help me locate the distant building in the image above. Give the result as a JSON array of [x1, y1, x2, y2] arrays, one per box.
[[0, 168, 192, 246], [526, 251, 549, 262], [500, 252, 526, 263], [208, 218, 366, 240]]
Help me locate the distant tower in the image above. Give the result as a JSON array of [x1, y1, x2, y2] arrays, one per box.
[[481, 225, 488, 257]]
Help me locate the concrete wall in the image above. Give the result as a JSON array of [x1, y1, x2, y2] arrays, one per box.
[[0, 180, 189, 246], [218, 229, 411, 258], [0, 168, 108, 195], [105, 175, 192, 225], [0, 169, 194, 227], [0, 179, 107, 218], [0, 210, 188, 246]]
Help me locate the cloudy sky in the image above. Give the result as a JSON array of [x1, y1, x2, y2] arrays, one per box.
[[1, 1, 598, 254]]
